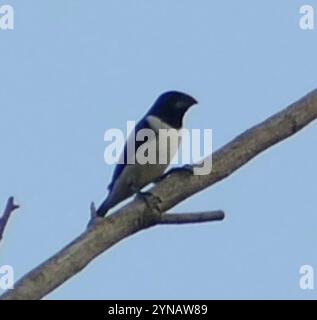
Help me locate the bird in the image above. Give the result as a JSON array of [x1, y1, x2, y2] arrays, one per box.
[[95, 91, 198, 218]]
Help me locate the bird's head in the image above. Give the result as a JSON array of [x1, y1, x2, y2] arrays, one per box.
[[148, 91, 198, 128]]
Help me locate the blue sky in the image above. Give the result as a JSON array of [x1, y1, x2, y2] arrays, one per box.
[[1, 1, 317, 299]]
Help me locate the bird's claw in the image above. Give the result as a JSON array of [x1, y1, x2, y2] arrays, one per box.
[[175, 164, 194, 175], [157, 164, 194, 182]]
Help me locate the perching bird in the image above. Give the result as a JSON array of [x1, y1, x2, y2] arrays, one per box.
[[96, 91, 198, 217]]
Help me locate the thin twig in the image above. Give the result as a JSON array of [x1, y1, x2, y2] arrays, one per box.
[[160, 211, 225, 224], [0, 197, 19, 242]]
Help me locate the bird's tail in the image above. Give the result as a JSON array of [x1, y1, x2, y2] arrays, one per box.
[[96, 198, 112, 217]]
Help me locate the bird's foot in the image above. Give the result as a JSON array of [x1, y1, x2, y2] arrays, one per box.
[[171, 164, 194, 175], [136, 191, 162, 213], [157, 164, 194, 182]]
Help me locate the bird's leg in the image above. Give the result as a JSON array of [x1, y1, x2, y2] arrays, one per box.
[[169, 164, 194, 175], [156, 164, 194, 182]]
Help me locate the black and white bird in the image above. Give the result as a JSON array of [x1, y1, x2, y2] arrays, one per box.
[[96, 91, 197, 218]]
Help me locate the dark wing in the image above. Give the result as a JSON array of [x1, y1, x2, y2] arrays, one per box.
[[107, 118, 152, 191]]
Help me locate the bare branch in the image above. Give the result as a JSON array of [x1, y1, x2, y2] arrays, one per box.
[[2, 88, 317, 300], [0, 197, 19, 243], [159, 211, 225, 224]]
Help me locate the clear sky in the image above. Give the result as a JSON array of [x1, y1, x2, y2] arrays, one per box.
[[1, 0, 317, 300]]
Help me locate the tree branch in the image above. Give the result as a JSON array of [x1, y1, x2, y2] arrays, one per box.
[[1, 88, 317, 300], [159, 211, 225, 224], [0, 197, 19, 243]]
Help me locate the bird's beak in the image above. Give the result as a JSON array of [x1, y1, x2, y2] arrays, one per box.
[[189, 96, 198, 107]]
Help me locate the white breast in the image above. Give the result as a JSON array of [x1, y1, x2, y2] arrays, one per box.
[[146, 115, 173, 131], [146, 115, 181, 165]]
